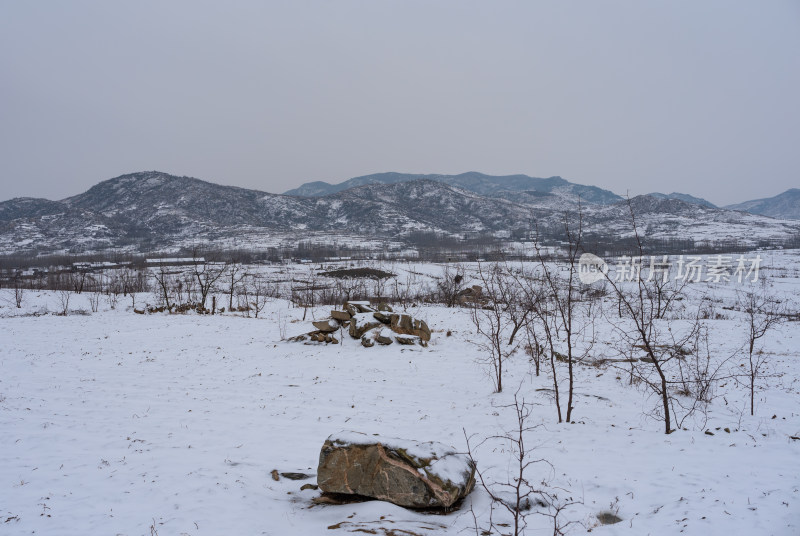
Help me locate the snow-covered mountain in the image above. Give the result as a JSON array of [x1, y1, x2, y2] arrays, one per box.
[[2, 171, 799, 255], [647, 192, 717, 208], [285, 172, 623, 205], [0, 172, 540, 254], [725, 189, 800, 220]]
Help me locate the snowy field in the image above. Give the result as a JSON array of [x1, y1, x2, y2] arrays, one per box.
[[2, 254, 799, 535]]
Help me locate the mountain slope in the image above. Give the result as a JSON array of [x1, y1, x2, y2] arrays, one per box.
[[648, 192, 717, 208], [725, 189, 800, 220], [316, 180, 537, 235], [0, 197, 68, 222], [285, 172, 623, 204], [581, 195, 800, 244]]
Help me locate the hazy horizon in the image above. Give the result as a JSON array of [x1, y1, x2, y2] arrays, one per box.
[[2, 1, 798, 205]]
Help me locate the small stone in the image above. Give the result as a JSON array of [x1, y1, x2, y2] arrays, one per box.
[[281, 472, 313, 480], [395, 334, 418, 345], [597, 512, 622, 525]]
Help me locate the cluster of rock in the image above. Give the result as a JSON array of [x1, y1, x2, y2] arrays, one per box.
[[290, 301, 431, 347], [317, 431, 476, 509]]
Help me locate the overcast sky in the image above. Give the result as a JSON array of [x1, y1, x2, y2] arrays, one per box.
[[1, 1, 798, 205]]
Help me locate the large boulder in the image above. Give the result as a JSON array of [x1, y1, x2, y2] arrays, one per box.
[[349, 312, 382, 339], [317, 431, 475, 509], [390, 314, 431, 342]]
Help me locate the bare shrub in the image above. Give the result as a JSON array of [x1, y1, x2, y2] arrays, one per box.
[[57, 290, 71, 316], [87, 291, 101, 313], [435, 264, 465, 307], [464, 393, 580, 535], [13, 276, 24, 308]]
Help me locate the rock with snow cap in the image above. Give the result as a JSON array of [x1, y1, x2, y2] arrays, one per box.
[[348, 312, 382, 339], [317, 431, 475, 509]]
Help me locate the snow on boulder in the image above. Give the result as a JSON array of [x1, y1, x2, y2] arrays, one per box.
[[317, 431, 475, 509], [389, 313, 431, 342], [348, 312, 382, 339]]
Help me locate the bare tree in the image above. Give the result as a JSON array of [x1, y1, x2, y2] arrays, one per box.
[[225, 262, 246, 311], [191, 251, 227, 311], [602, 198, 696, 434], [499, 263, 532, 346], [515, 270, 546, 377], [70, 271, 88, 294], [469, 264, 519, 393], [292, 267, 320, 321], [737, 282, 785, 415], [152, 264, 175, 310], [533, 207, 593, 423], [248, 274, 274, 318]]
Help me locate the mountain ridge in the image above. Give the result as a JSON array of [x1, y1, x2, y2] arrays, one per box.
[[2, 171, 799, 255], [284, 171, 623, 205], [725, 188, 800, 220]]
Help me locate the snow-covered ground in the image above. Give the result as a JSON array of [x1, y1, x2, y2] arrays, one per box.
[[1, 254, 799, 535]]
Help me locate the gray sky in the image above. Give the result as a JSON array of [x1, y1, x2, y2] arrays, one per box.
[[1, 1, 798, 205]]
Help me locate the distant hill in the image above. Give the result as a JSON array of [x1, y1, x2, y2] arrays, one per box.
[[285, 172, 623, 205], [725, 189, 800, 220], [648, 192, 717, 208]]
